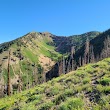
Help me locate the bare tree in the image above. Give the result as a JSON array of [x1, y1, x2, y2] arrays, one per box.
[[100, 35, 110, 59], [7, 50, 11, 96], [90, 45, 95, 63], [18, 69, 22, 92], [84, 37, 90, 64], [32, 63, 39, 87], [71, 46, 75, 70], [62, 55, 65, 74]]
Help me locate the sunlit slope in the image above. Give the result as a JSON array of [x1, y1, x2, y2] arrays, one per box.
[[0, 31, 99, 90], [0, 58, 110, 110], [0, 32, 62, 88]]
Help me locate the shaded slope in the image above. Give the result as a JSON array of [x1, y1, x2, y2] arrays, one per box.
[[54, 31, 100, 53], [0, 58, 110, 110], [46, 29, 110, 81], [75, 29, 110, 61]]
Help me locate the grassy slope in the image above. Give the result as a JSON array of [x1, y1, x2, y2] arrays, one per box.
[[0, 58, 110, 110], [0, 32, 61, 85], [0, 31, 99, 85]]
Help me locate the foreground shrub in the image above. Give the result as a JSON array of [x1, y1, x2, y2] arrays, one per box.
[[58, 98, 84, 110], [99, 78, 110, 86]]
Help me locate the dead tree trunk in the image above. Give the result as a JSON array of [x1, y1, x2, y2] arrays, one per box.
[[84, 37, 90, 64], [18, 70, 22, 93], [7, 50, 11, 96], [62, 55, 65, 74], [71, 46, 75, 70], [90, 45, 95, 63]]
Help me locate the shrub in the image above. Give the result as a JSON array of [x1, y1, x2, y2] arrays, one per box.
[[26, 95, 42, 103], [45, 86, 59, 97], [103, 86, 110, 94], [53, 93, 66, 105], [58, 98, 84, 110], [75, 71, 85, 78], [100, 78, 110, 86], [38, 102, 53, 110], [83, 77, 90, 84], [96, 85, 103, 93]]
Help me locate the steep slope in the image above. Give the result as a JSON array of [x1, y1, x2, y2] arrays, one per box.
[[0, 58, 110, 110], [46, 29, 110, 80], [0, 31, 100, 97], [0, 32, 61, 95], [54, 31, 100, 53], [75, 29, 110, 65]]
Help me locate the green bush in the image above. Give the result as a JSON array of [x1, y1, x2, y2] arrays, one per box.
[[53, 93, 66, 105], [103, 86, 110, 94], [26, 95, 41, 103], [58, 98, 84, 110], [45, 86, 59, 97], [100, 78, 110, 86], [83, 77, 90, 84], [39, 102, 53, 110]]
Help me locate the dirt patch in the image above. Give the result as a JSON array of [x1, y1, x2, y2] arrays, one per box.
[[39, 54, 55, 72]]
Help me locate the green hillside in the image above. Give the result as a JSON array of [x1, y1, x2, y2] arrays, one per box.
[[0, 32, 62, 90], [0, 57, 110, 110], [0, 31, 99, 95]]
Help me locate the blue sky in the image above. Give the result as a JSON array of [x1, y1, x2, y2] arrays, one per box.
[[0, 0, 110, 43]]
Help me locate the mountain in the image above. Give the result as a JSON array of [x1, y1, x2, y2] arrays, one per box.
[[0, 31, 100, 97], [46, 29, 110, 80], [0, 57, 110, 110]]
